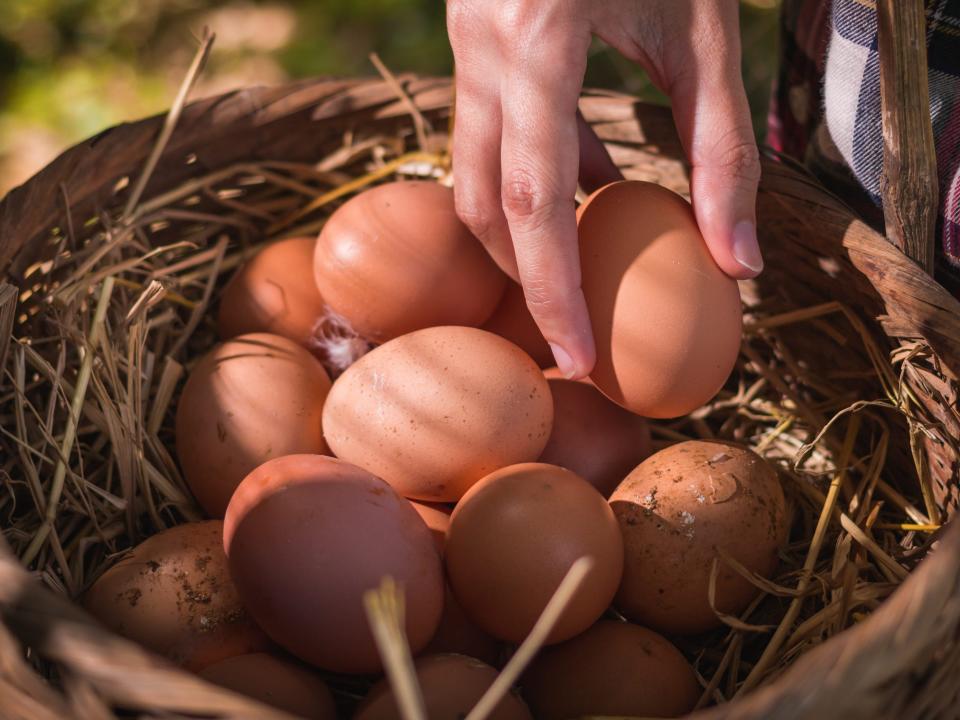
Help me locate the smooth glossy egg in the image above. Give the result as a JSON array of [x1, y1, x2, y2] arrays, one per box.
[[224, 454, 444, 674], [314, 181, 507, 343], [323, 326, 553, 502], [578, 181, 742, 418], [481, 281, 553, 368]]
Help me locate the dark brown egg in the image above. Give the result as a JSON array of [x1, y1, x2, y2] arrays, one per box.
[[610, 440, 788, 635], [217, 237, 326, 349], [175, 333, 331, 517], [423, 584, 502, 667], [410, 501, 452, 554], [355, 654, 531, 720], [224, 454, 444, 674], [84, 521, 267, 671], [323, 326, 553, 502], [539, 376, 651, 497], [199, 653, 337, 720], [314, 181, 507, 343], [481, 281, 553, 368], [577, 181, 742, 418], [523, 620, 699, 719], [446, 463, 623, 645]]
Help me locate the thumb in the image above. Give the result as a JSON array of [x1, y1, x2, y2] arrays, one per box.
[[667, 27, 762, 278]]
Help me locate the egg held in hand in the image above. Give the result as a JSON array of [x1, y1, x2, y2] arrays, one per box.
[[223, 454, 444, 674], [578, 181, 743, 418], [610, 440, 789, 635], [323, 326, 553, 502], [314, 181, 507, 343], [175, 333, 331, 517]]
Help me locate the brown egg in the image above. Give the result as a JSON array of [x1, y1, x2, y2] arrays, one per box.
[[314, 181, 507, 343], [481, 281, 554, 368], [577, 181, 742, 418], [84, 521, 267, 671], [446, 463, 623, 645], [539, 376, 651, 497], [323, 326, 553, 502], [355, 654, 531, 720], [423, 584, 502, 667], [200, 653, 337, 720], [410, 501, 451, 554], [610, 440, 788, 635], [224, 454, 444, 674], [217, 237, 326, 348], [523, 620, 699, 719], [175, 333, 331, 517]]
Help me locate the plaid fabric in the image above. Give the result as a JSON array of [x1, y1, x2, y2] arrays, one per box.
[[768, 0, 960, 285]]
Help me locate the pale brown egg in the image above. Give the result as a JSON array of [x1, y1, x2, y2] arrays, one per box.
[[224, 454, 444, 674], [83, 520, 267, 671], [539, 376, 651, 497], [423, 584, 502, 667], [410, 501, 452, 554], [322, 326, 553, 502], [199, 653, 337, 720], [217, 237, 326, 348], [314, 181, 507, 343], [481, 281, 554, 368], [522, 620, 699, 719], [609, 440, 788, 635], [577, 181, 742, 418], [446, 463, 623, 645], [355, 654, 531, 720], [175, 333, 331, 517]]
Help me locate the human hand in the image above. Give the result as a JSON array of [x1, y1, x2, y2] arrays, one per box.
[[447, 0, 761, 379]]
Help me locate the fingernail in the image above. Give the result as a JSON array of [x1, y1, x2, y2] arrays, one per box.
[[549, 343, 577, 379], [732, 221, 763, 274]]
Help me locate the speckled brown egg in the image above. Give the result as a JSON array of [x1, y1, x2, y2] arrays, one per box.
[[481, 281, 553, 368], [314, 181, 507, 343], [423, 584, 502, 667], [410, 501, 452, 554], [175, 333, 331, 517], [199, 653, 337, 720], [323, 326, 553, 502], [446, 463, 623, 645], [355, 654, 531, 720], [577, 181, 742, 418], [522, 620, 699, 719], [610, 440, 788, 635], [539, 376, 651, 497], [224, 454, 443, 674], [217, 237, 327, 349], [83, 520, 267, 671]]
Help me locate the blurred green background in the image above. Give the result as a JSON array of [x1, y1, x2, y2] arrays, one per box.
[[0, 1, 780, 197]]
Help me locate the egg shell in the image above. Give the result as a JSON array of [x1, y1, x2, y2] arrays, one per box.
[[217, 237, 326, 349], [223, 454, 444, 674], [481, 281, 554, 368], [423, 584, 502, 667], [522, 620, 699, 719], [609, 440, 788, 635], [355, 654, 531, 720], [83, 520, 267, 671], [577, 181, 742, 418], [199, 653, 337, 720], [410, 501, 452, 554], [446, 463, 623, 645], [314, 181, 507, 343], [175, 333, 331, 517], [539, 376, 651, 497], [322, 326, 553, 502]]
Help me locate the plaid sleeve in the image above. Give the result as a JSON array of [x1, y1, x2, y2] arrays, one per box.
[[770, 0, 960, 282]]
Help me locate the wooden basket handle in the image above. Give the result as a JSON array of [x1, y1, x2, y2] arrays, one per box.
[[877, 0, 938, 275]]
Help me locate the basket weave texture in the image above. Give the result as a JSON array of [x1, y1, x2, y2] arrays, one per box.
[[1, 75, 960, 719]]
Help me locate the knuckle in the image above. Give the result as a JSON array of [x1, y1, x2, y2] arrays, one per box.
[[710, 131, 761, 183], [501, 169, 560, 224], [455, 195, 495, 242], [523, 279, 578, 322]]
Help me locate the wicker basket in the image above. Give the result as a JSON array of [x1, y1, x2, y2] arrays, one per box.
[[2, 65, 960, 720]]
